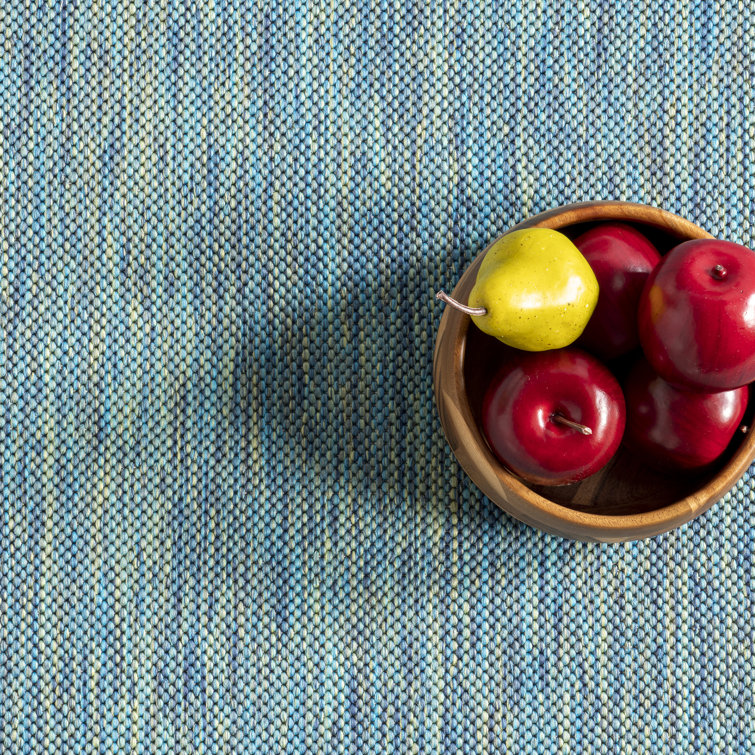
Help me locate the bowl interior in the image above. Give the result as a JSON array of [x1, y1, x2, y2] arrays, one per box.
[[460, 217, 755, 518]]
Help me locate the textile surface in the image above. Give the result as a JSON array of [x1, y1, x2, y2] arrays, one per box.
[[1, 1, 754, 752]]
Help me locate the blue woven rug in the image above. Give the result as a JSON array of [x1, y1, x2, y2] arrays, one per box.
[[2, 1, 754, 752]]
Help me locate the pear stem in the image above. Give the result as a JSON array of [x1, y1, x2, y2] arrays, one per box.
[[436, 291, 487, 316], [552, 413, 593, 436]]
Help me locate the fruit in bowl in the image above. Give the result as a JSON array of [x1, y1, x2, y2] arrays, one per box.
[[623, 357, 748, 471], [573, 222, 661, 360], [437, 228, 598, 351], [481, 349, 625, 485], [638, 238, 755, 391], [433, 201, 755, 542]]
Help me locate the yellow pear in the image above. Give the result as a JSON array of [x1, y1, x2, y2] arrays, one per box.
[[438, 228, 599, 351]]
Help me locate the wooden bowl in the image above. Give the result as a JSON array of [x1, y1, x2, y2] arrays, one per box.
[[433, 201, 755, 542]]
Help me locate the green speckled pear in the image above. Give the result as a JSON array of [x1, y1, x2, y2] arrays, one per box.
[[439, 228, 599, 351]]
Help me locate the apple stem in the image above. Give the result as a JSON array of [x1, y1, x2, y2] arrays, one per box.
[[552, 413, 593, 436], [711, 264, 728, 280], [436, 291, 487, 316]]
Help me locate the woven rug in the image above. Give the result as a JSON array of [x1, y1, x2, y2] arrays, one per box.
[[1, 1, 754, 752]]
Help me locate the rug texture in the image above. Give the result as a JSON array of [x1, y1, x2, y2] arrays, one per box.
[[1, 1, 754, 752]]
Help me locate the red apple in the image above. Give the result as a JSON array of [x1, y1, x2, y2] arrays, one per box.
[[575, 223, 661, 359], [624, 357, 748, 470], [638, 238, 755, 390], [481, 349, 626, 485]]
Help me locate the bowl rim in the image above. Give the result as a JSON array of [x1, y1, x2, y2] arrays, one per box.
[[433, 200, 755, 541]]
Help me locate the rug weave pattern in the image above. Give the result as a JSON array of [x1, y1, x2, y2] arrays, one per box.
[[1, 1, 754, 752]]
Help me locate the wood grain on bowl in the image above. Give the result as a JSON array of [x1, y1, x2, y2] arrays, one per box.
[[433, 200, 755, 542]]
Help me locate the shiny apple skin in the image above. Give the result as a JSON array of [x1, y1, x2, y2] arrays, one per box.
[[638, 238, 755, 390], [624, 357, 748, 471], [575, 223, 662, 359], [481, 349, 626, 486]]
